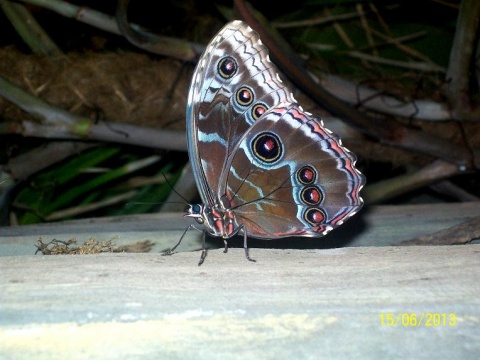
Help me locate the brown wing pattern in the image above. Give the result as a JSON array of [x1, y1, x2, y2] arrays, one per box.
[[222, 104, 365, 238]]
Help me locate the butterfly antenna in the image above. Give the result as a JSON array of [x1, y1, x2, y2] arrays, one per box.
[[161, 172, 190, 203]]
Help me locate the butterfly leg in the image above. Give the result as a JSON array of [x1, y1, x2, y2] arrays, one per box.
[[198, 230, 207, 266], [223, 240, 228, 254], [163, 224, 194, 256], [242, 226, 256, 263]]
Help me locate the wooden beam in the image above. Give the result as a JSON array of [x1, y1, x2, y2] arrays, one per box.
[[0, 245, 479, 358]]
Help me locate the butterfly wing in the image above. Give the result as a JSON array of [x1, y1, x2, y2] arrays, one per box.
[[222, 103, 365, 238], [187, 20, 295, 206], [187, 20, 365, 238]]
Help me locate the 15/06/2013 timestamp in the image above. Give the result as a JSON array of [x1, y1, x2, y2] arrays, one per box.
[[380, 313, 456, 327]]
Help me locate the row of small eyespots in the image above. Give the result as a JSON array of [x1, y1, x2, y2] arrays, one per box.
[[218, 56, 268, 121], [297, 165, 326, 225]]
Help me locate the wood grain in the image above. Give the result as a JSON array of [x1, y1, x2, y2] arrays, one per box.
[[0, 245, 479, 359]]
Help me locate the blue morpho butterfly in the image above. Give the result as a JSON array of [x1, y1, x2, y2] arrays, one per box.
[[164, 20, 365, 265]]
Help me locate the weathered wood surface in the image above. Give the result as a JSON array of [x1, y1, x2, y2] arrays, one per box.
[[1, 203, 479, 358], [1, 202, 480, 256], [0, 246, 479, 359]]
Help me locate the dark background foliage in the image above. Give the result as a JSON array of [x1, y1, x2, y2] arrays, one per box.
[[0, 0, 478, 226]]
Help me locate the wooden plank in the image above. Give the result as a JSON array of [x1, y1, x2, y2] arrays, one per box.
[[0, 245, 479, 359], [1, 203, 480, 256]]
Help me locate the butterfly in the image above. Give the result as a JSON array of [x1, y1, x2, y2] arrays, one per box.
[[166, 20, 365, 265]]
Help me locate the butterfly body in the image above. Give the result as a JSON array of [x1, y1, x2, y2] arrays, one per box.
[[175, 20, 365, 264], [186, 203, 239, 239]]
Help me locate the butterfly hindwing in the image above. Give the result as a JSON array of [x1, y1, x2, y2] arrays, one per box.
[[222, 104, 365, 237]]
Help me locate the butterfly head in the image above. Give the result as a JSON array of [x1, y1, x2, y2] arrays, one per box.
[[185, 204, 205, 225]]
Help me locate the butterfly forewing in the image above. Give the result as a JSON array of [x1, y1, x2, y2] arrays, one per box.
[[187, 20, 295, 206]]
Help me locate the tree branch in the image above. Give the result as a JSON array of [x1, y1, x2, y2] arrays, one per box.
[[445, 0, 480, 121]]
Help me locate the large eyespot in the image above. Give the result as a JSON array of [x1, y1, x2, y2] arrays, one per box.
[[252, 103, 268, 121], [236, 86, 254, 107], [297, 165, 316, 184], [252, 132, 282, 163], [301, 186, 323, 205], [218, 56, 237, 79], [304, 208, 326, 226]]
